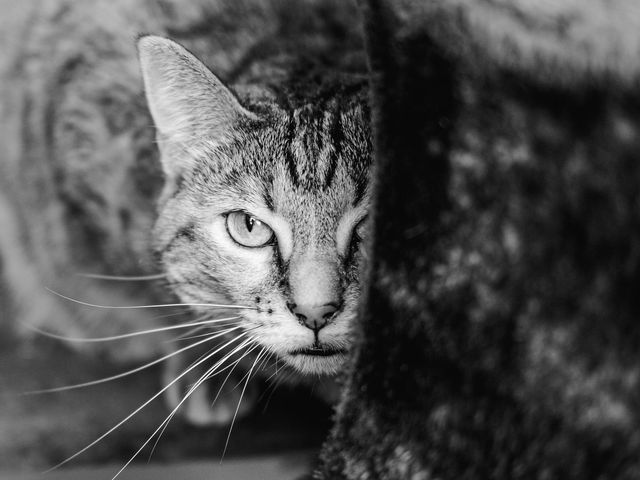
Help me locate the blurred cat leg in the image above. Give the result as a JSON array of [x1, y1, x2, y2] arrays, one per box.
[[163, 352, 258, 427]]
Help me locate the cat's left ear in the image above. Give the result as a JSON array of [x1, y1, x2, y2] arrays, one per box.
[[137, 35, 253, 160]]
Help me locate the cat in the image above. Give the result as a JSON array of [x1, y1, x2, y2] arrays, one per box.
[[0, 0, 370, 438], [137, 34, 371, 424]]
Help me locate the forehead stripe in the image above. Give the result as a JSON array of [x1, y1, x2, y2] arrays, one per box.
[[323, 103, 342, 189], [284, 109, 300, 188]]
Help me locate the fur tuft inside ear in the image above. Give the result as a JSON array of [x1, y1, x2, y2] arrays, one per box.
[[137, 36, 252, 169]]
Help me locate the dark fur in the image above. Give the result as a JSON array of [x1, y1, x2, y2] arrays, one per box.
[[317, 0, 640, 478]]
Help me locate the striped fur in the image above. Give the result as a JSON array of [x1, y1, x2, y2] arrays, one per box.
[[141, 37, 372, 378]]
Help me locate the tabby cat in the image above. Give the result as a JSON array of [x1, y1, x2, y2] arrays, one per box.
[[137, 34, 371, 423], [0, 0, 370, 430]]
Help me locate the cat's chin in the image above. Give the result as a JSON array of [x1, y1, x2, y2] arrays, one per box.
[[284, 347, 348, 375]]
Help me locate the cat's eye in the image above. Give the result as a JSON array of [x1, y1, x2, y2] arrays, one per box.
[[354, 215, 369, 242], [225, 211, 275, 248]]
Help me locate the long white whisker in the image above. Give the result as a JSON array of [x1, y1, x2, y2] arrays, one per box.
[[160, 313, 216, 340], [151, 310, 194, 321], [182, 329, 260, 393], [167, 322, 244, 343], [24, 316, 240, 343], [261, 363, 293, 412], [76, 273, 167, 281], [147, 339, 261, 462], [164, 326, 209, 343], [148, 338, 255, 460], [26, 326, 243, 395], [176, 332, 256, 386], [113, 339, 260, 479], [208, 337, 262, 407], [254, 350, 274, 377], [262, 362, 281, 387], [221, 346, 266, 460], [232, 352, 263, 391], [44, 330, 251, 473], [202, 336, 261, 390], [46, 288, 256, 310]]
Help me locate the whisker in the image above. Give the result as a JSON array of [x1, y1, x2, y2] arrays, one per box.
[[43, 330, 251, 474], [256, 350, 274, 376], [25, 317, 241, 344], [46, 288, 256, 310], [231, 348, 269, 391], [261, 363, 294, 412], [151, 310, 194, 321], [167, 322, 244, 343], [164, 326, 208, 343], [208, 360, 243, 408], [26, 326, 243, 395], [181, 328, 260, 395], [112, 338, 260, 479], [221, 346, 266, 460], [202, 335, 261, 391], [255, 357, 281, 406], [261, 362, 281, 388], [179, 333, 256, 386], [208, 337, 262, 407], [76, 273, 167, 281], [146, 340, 258, 463]]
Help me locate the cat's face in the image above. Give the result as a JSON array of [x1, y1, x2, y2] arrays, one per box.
[[138, 37, 371, 375]]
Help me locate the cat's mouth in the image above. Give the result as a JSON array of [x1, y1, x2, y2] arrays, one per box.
[[289, 345, 347, 357], [283, 344, 348, 374]]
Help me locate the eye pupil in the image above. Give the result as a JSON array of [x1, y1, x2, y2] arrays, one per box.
[[225, 211, 274, 248], [245, 215, 255, 232]]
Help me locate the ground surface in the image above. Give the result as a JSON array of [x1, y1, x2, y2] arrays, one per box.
[[2, 454, 315, 480]]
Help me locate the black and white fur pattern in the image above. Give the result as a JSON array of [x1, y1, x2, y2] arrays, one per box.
[[138, 36, 372, 421]]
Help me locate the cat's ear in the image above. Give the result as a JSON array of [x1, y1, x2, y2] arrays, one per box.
[[137, 35, 251, 151]]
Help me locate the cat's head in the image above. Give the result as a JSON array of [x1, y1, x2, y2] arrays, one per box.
[[137, 36, 371, 376]]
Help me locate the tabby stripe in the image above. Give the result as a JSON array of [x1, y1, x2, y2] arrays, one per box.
[[162, 223, 196, 253], [323, 105, 342, 189], [272, 247, 290, 296], [176, 224, 196, 242], [262, 174, 275, 211], [353, 169, 368, 207], [284, 110, 300, 187]]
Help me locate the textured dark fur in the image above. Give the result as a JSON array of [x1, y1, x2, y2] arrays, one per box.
[[317, 0, 640, 478]]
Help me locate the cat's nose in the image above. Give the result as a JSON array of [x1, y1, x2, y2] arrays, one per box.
[[288, 302, 340, 331]]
